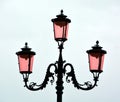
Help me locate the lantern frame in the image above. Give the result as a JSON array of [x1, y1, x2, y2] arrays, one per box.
[[51, 10, 71, 42], [16, 43, 36, 74], [86, 41, 107, 73]]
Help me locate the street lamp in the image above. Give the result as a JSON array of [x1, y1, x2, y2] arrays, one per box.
[[16, 10, 107, 102]]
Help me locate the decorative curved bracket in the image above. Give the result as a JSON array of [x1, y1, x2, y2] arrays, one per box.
[[64, 63, 99, 90], [23, 63, 57, 91]]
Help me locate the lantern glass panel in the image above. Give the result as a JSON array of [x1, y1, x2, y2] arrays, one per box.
[[53, 21, 69, 40], [18, 54, 34, 73], [88, 53, 105, 72]]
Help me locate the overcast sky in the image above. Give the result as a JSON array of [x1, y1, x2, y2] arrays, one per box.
[[0, 0, 120, 102]]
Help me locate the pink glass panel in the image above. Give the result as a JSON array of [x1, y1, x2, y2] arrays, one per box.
[[54, 21, 69, 40], [88, 53, 105, 71], [18, 55, 34, 73]]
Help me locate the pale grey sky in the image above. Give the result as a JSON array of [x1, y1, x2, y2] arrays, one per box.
[[0, 0, 120, 102]]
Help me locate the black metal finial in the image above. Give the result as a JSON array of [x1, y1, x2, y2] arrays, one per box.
[[25, 42, 28, 48], [91, 40, 102, 49], [96, 40, 99, 46], [25, 42, 28, 46], [22, 42, 31, 51], [61, 9, 63, 15]]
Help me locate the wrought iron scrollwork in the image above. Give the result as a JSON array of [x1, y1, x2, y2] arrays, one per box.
[[24, 63, 57, 91], [64, 63, 99, 90]]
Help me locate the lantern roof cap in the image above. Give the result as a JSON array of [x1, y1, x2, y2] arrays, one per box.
[[86, 40, 107, 54], [16, 42, 36, 55], [21, 42, 31, 51], [56, 10, 67, 18], [92, 40, 102, 49], [51, 10, 71, 23]]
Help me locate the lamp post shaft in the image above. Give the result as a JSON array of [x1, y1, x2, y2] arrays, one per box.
[[56, 43, 64, 102]]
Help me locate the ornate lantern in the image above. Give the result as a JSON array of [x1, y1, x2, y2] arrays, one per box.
[[87, 41, 107, 73], [51, 10, 71, 42], [16, 43, 36, 74]]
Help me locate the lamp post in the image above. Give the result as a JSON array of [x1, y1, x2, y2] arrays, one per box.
[[16, 10, 107, 102]]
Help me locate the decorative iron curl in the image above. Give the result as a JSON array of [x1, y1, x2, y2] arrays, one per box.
[[64, 63, 98, 90], [24, 63, 57, 91]]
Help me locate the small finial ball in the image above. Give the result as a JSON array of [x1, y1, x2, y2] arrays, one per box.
[[96, 40, 99, 45], [61, 9, 63, 14], [25, 42, 28, 46], [24, 42, 28, 48]]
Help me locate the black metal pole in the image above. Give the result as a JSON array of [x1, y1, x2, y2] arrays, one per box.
[[56, 43, 64, 102]]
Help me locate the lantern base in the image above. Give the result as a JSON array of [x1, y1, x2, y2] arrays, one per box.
[[90, 70, 103, 73], [55, 38, 67, 42], [20, 71, 32, 74]]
